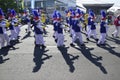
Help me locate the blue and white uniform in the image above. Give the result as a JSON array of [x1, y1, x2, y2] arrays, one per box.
[[9, 9, 18, 40], [70, 9, 84, 46], [0, 8, 10, 48], [87, 11, 98, 41], [52, 11, 58, 40], [56, 12, 64, 47], [97, 10, 107, 45], [33, 10, 46, 48]]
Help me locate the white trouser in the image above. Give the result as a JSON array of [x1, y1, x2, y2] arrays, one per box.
[[98, 33, 106, 44], [54, 31, 58, 40], [72, 32, 83, 44], [57, 33, 64, 46], [70, 26, 72, 35], [112, 26, 120, 37], [14, 26, 20, 37], [10, 30, 17, 40], [27, 22, 31, 32], [106, 26, 109, 33], [87, 25, 91, 35], [0, 34, 10, 47], [35, 34, 44, 45], [88, 29, 97, 39], [71, 28, 75, 37]]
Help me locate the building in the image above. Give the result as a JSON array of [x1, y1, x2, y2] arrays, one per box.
[[83, 3, 114, 15], [24, 0, 76, 17]]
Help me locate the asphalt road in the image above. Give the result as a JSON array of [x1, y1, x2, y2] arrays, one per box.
[[0, 24, 120, 80]]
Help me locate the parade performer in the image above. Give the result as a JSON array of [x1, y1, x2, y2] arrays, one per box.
[[68, 8, 73, 36], [70, 11, 76, 40], [0, 8, 11, 48], [97, 10, 107, 46], [33, 10, 46, 49], [86, 11, 98, 42], [86, 9, 92, 36], [84, 13, 88, 33], [52, 11, 58, 42], [112, 15, 120, 38], [8, 9, 18, 40], [70, 9, 84, 46], [41, 11, 47, 35], [14, 17, 21, 38], [24, 9, 31, 33], [56, 12, 65, 47]]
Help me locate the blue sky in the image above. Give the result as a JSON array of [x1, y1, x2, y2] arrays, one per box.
[[77, 0, 120, 7]]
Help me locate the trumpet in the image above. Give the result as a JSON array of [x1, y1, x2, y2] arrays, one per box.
[[5, 19, 10, 28]]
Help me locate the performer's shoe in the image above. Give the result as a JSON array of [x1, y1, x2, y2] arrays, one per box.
[[97, 44, 100, 47], [86, 38, 90, 41], [70, 43, 75, 46], [6, 45, 13, 48], [116, 36, 119, 38], [35, 44, 40, 47], [101, 44, 105, 46], [1, 47, 6, 49], [81, 44, 85, 46], [112, 34, 114, 37], [55, 39, 57, 43], [42, 45, 46, 49], [53, 36, 55, 38], [95, 38, 99, 42]]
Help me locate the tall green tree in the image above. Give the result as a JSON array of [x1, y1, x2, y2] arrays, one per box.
[[0, 0, 23, 13]]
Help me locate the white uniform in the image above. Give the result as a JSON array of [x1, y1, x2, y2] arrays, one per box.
[[34, 20, 45, 48], [9, 20, 18, 40], [56, 22, 64, 47], [0, 20, 10, 48]]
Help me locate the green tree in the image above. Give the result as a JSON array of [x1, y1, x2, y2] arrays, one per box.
[[0, 0, 23, 13]]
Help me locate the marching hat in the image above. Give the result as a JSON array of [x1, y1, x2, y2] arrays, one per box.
[[0, 8, 4, 20], [101, 10, 106, 20]]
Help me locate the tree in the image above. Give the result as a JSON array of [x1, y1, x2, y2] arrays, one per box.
[[0, 0, 23, 13]]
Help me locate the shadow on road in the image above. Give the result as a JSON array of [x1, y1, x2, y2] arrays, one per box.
[[21, 32, 32, 40], [33, 46, 52, 73], [106, 36, 120, 44], [57, 46, 79, 73], [71, 45, 107, 74], [98, 43, 120, 58], [0, 40, 20, 64]]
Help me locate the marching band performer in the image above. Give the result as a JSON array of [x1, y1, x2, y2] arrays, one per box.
[[70, 9, 84, 46], [86, 9, 92, 36], [97, 10, 107, 46], [8, 9, 18, 40], [86, 11, 98, 42], [112, 15, 120, 38], [32, 10, 46, 49], [52, 11, 58, 42], [41, 11, 47, 35], [24, 9, 31, 33], [0, 8, 11, 48], [14, 17, 20, 39], [68, 8, 73, 36], [56, 12, 65, 47]]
